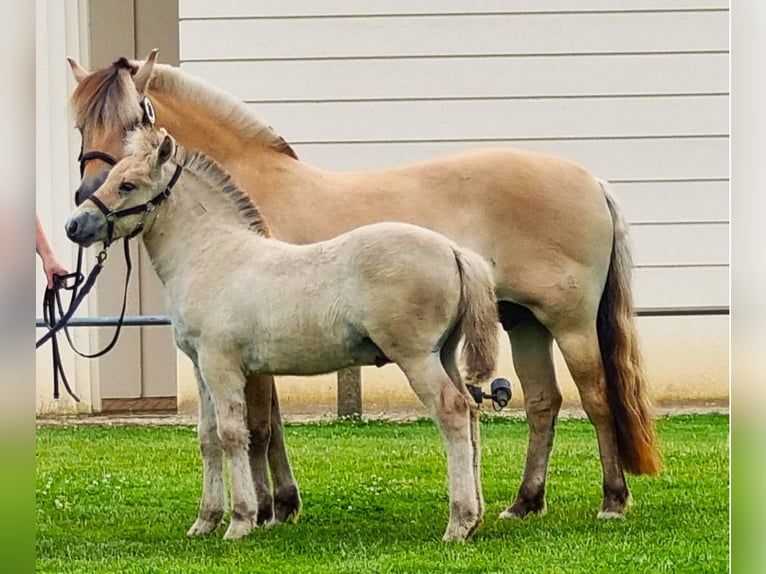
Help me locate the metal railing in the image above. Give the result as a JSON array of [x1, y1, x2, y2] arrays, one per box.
[[36, 305, 729, 417]]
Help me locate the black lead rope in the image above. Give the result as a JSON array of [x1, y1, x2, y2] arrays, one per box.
[[36, 239, 134, 402]]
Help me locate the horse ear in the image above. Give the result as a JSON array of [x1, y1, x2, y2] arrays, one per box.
[[155, 133, 175, 167], [67, 57, 89, 83], [134, 48, 159, 94]]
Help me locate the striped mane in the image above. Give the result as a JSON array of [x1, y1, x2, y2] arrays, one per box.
[[125, 127, 271, 236], [183, 152, 272, 237], [71, 57, 297, 159]]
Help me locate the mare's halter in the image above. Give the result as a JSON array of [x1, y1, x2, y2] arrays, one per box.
[[77, 96, 156, 178], [36, 95, 161, 402]]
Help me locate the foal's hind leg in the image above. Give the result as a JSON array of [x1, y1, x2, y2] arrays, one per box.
[[553, 324, 631, 518], [440, 333, 484, 519], [402, 355, 482, 541], [187, 365, 226, 536], [500, 318, 562, 519], [199, 351, 258, 540]]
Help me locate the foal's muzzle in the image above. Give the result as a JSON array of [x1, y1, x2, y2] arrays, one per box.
[[65, 210, 105, 247]]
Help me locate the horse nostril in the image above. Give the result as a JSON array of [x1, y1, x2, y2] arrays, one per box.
[[74, 189, 84, 206], [66, 219, 79, 240]]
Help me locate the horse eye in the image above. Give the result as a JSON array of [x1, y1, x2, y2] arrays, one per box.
[[119, 181, 136, 193]]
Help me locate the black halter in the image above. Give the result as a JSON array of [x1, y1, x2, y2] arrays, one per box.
[[86, 162, 182, 247], [77, 96, 156, 177]]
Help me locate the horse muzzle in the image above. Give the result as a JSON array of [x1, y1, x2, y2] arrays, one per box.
[[65, 210, 106, 247]]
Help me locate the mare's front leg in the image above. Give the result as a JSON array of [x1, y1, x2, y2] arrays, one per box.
[[245, 374, 302, 525], [199, 350, 258, 540], [187, 365, 225, 536]]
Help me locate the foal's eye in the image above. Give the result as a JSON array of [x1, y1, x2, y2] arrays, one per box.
[[119, 181, 136, 193]]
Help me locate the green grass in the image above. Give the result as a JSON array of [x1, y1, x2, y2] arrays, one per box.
[[36, 415, 729, 573]]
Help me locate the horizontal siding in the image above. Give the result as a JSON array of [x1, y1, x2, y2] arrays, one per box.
[[182, 53, 729, 101], [180, 12, 728, 60], [633, 266, 728, 309], [180, 0, 729, 19], [251, 96, 727, 142], [289, 138, 728, 181], [612, 180, 729, 223], [178, 3, 729, 311], [630, 223, 728, 267]]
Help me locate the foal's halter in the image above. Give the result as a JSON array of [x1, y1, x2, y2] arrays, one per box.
[[86, 163, 182, 247]]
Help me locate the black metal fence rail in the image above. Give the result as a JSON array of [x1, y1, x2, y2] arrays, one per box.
[[35, 306, 730, 329]]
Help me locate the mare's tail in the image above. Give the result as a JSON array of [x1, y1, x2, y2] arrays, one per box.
[[599, 182, 662, 475], [452, 247, 499, 385]]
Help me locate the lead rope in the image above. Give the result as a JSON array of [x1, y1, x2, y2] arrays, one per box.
[[36, 239, 133, 401]]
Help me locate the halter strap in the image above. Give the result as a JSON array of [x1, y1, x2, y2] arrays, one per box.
[[85, 162, 183, 246]]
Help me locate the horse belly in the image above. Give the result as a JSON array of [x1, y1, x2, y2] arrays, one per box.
[[242, 331, 377, 376]]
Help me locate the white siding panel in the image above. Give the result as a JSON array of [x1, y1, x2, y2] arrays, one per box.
[[633, 266, 728, 309], [631, 223, 728, 267], [290, 137, 729, 181], [181, 1, 729, 19], [250, 96, 727, 142], [179, 12, 728, 61], [183, 53, 729, 102], [612, 181, 729, 223]]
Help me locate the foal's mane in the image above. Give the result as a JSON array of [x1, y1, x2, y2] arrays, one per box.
[[183, 152, 272, 237], [72, 57, 297, 159], [127, 127, 271, 237]]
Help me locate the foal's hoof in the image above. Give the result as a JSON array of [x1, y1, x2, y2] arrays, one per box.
[[187, 511, 223, 537], [442, 512, 481, 542], [187, 518, 219, 537], [273, 486, 302, 524], [223, 516, 255, 540]]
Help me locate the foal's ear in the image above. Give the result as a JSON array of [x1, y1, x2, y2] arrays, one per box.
[[155, 133, 176, 167], [134, 49, 159, 94], [67, 57, 89, 83]]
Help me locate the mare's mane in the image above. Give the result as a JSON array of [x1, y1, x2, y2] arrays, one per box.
[[72, 57, 297, 159]]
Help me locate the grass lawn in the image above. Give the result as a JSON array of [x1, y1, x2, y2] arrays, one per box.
[[36, 414, 729, 573]]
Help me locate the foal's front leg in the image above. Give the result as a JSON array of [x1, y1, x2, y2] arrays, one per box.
[[199, 351, 258, 540], [187, 365, 226, 536]]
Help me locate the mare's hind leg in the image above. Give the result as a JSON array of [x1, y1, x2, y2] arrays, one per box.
[[198, 351, 258, 540], [187, 365, 226, 536], [244, 374, 302, 525], [402, 355, 482, 541], [553, 324, 630, 518], [440, 334, 484, 519], [500, 318, 562, 519]]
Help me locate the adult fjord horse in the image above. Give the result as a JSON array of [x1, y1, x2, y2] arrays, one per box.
[[67, 50, 661, 524]]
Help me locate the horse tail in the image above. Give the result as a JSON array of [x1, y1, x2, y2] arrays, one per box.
[[599, 181, 662, 475], [452, 247, 499, 385]]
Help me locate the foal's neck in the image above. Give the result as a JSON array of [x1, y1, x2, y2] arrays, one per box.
[[141, 159, 268, 285]]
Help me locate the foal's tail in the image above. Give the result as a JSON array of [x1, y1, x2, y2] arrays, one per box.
[[452, 247, 499, 385], [599, 182, 662, 475]]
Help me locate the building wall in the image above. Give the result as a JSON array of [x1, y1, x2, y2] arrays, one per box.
[[36, 1, 729, 415], [176, 0, 729, 415]]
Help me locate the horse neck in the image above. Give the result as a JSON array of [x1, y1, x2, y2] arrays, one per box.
[[147, 87, 295, 179], [141, 163, 266, 285]]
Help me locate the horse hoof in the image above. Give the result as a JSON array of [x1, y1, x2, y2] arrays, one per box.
[[186, 518, 219, 537], [223, 518, 255, 540], [273, 487, 302, 524], [498, 498, 547, 520], [597, 510, 626, 520]]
